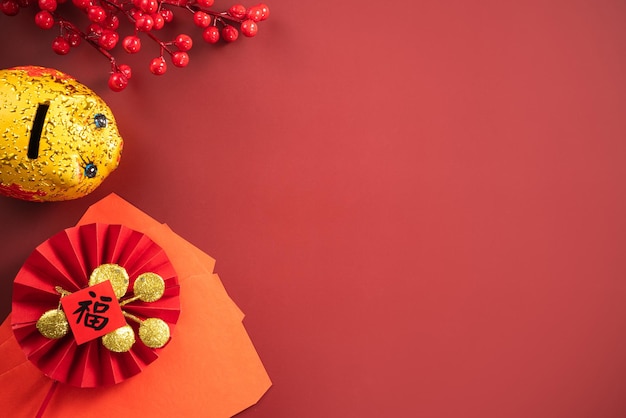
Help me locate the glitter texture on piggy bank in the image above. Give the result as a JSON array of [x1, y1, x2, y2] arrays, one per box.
[[0, 66, 123, 201]]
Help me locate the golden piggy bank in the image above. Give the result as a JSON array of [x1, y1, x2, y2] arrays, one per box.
[[0, 66, 123, 201]]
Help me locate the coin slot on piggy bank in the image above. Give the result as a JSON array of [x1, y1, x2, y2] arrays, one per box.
[[27, 103, 49, 160]]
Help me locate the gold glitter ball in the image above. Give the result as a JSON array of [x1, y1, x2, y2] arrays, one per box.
[[139, 318, 170, 348], [36, 309, 69, 339], [102, 325, 135, 352], [89, 263, 129, 298], [133, 272, 165, 302]]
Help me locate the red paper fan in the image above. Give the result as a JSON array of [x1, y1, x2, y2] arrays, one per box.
[[11, 223, 180, 388]]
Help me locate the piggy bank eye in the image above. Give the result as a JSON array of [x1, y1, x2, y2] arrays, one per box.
[[84, 163, 98, 178], [94, 113, 108, 128]]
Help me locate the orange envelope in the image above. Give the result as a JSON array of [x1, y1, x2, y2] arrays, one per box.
[[0, 193, 271, 417]]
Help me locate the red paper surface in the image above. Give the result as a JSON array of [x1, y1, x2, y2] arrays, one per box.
[[2, 3, 626, 416], [0, 194, 270, 417]]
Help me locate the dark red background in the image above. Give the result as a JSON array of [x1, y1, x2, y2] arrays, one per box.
[[2, 1, 626, 417]]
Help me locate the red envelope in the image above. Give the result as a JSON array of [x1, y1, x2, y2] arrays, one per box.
[[0, 193, 271, 417]]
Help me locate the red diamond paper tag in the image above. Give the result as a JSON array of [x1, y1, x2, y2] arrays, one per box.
[[60, 280, 126, 345]]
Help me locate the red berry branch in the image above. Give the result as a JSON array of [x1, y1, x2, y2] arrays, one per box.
[[0, 0, 270, 91]]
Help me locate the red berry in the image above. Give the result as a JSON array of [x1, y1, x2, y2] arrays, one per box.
[[16, 0, 32, 5], [240, 19, 257, 37], [221, 25, 238, 42], [71, 0, 89, 8], [149, 57, 167, 75], [87, 23, 102, 36], [103, 14, 119, 30], [118, 64, 132, 79], [193, 11, 210, 28], [137, 0, 157, 13], [87, 5, 106, 23], [108, 72, 128, 92], [128, 8, 142, 19], [257, 3, 270, 20], [122, 35, 141, 53], [0, 0, 20, 16], [174, 34, 192, 51], [135, 14, 154, 31], [246, 6, 263, 22], [38, 0, 56, 11], [51, 36, 70, 55], [151, 13, 164, 30], [67, 31, 81, 47], [98, 29, 119, 50], [171, 51, 189, 68], [160, 7, 173, 22], [34, 10, 54, 29], [202, 26, 220, 43], [145, 0, 158, 13], [228, 4, 246, 19], [195, 0, 213, 7]]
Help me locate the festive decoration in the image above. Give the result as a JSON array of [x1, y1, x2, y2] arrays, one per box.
[[12, 222, 180, 388], [0, 66, 123, 201], [1, 194, 271, 417], [0, 0, 270, 91], [37, 265, 173, 351]]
